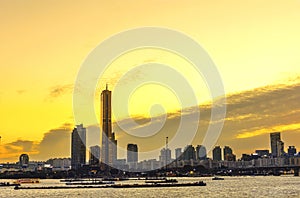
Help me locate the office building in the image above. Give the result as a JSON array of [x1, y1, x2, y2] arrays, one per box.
[[127, 144, 138, 163], [288, 146, 297, 156], [19, 154, 29, 167], [223, 146, 233, 160], [213, 146, 222, 161], [270, 132, 281, 157], [101, 85, 117, 166], [71, 124, 86, 170], [159, 148, 172, 165], [196, 145, 207, 160], [175, 148, 182, 160], [89, 145, 100, 166], [277, 140, 284, 157], [183, 145, 196, 161], [255, 149, 270, 157]]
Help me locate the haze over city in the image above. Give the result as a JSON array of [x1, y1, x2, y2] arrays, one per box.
[[1, 0, 300, 163]]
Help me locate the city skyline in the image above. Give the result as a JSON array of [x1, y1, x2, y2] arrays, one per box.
[[7, 131, 298, 167], [1, 1, 300, 162]]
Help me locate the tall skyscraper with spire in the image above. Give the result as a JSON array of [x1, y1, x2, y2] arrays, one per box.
[[101, 85, 117, 167]]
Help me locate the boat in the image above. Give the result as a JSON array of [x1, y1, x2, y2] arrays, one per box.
[[60, 179, 86, 182], [0, 182, 20, 187], [13, 178, 40, 184], [145, 178, 178, 184], [14, 181, 206, 190], [65, 181, 114, 185], [212, 177, 224, 180], [102, 178, 128, 181], [111, 181, 206, 188]]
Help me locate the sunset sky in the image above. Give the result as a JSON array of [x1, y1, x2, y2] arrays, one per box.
[[1, 0, 300, 162]]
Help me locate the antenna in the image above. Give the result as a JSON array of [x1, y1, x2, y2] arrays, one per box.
[[106, 83, 108, 90], [165, 136, 168, 170], [166, 136, 168, 150]]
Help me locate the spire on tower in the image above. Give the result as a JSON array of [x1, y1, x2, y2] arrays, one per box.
[[106, 83, 108, 90]]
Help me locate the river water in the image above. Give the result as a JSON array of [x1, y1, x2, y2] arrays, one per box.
[[0, 176, 299, 198]]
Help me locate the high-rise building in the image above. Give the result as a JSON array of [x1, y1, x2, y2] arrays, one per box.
[[159, 148, 172, 165], [101, 85, 117, 166], [71, 124, 86, 170], [223, 146, 233, 159], [270, 132, 281, 157], [175, 148, 182, 160], [182, 145, 196, 161], [89, 145, 100, 166], [196, 145, 207, 160], [213, 146, 222, 161], [277, 140, 284, 157], [19, 154, 29, 167], [127, 144, 138, 163], [288, 146, 297, 156]]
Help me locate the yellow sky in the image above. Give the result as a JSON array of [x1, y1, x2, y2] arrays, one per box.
[[0, 0, 300, 160]]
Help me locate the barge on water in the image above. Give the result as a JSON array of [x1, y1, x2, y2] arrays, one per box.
[[0, 182, 20, 187], [14, 181, 206, 190]]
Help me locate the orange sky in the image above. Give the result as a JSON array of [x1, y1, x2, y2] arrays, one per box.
[[0, 0, 300, 162]]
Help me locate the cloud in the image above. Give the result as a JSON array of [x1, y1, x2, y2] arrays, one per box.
[[0, 123, 73, 162], [32, 123, 73, 160], [16, 89, 27, 95], [0, 140, 38, 162], [1, 79, 300, 162], [112, 79, 300, 159], [225, 82, 300, 139], [48, 84, 73, 99]]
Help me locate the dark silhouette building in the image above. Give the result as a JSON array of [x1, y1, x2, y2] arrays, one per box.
[[288, 146, 297, 156], [127, 144, 138, 163], [19, 154, 29, 168], [270, 132, 281, 157], [255, 149, 270, 157], [196, 145, 207, 160], [71, 124, 86, 170], [277, 140, 285, 157], [223, 146, 236, 161], [213, 146, 222, 161], [183, 145, 196, 161], [101, 85, 117, 167], [89, 145, 100, 166]]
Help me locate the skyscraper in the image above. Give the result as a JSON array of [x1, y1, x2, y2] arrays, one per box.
[[89, 145, 100, 166], [127, 144, 138, 163], [196, 145, 207, 160], [182, 145, 196, 161], [101, 85, 117, 166], [175, 148, 182, 160], [270, 132, 281, 157], [223, 146, 232, 159], [213, 146, 222, 161], [71, 124, 86, 170], [159, 148, 172, 165]]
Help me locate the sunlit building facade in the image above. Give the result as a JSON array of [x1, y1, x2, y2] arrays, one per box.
[[270, 132, 281, 157], [101, 85, 117, 167], [71, 124, 86, 170]]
